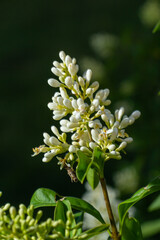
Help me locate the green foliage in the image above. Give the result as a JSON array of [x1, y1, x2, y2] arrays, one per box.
[[141, 219, 160, 238], [30, 188, 105, 224], [118, 176, 160, 228], [87, 167, 99, 190], [30, 188, 59, 208], [76, 147, 105, 189], [121, 214, 143, 240], [118, 176, 160, 239], [148, 194, 160, 212], [76, 151, 92, 183], [153, 20, 160, 33]]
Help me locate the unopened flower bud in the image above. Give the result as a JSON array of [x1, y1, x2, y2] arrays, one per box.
[[36, 210, 43, 222], [69, 145, 77, 153], [51, 126, 60, 137], [49, 137, 60, 145], [65, 55, 72, 67], [53, 61, 61, 68], [3, 203, 10, 211], [51, 67, 63, 77], [60, 87, 68, 99], [63, 99, 72, 109], [118, 107, 125, 121], [131, 110, 141, 120], [48, 78, 61, 87], [119, 118, 129, 129], [124, 137, 133, 143], [65, 76, 74, 88], [89, 81, 99, 91], [78, 76, 85, 87], [116, 141, 127, 151], [86, 69, 92, 84], [59, 51, 66, 61], [9, 206, 17, 219], [68, 63, 79, 76]]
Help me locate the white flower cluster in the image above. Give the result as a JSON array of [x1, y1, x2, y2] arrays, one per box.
[[33, 51, 140, 165]]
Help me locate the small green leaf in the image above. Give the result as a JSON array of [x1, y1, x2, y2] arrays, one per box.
[[148, 194, 160, 212], [92, 147, 104, 177], [54, 200, 67, 238], [87, 167, 99, 189], [153, 20, 160, 33], [118, 176, 160, 231], [65, 196, 105, 224], [121, 214, 143, 240], [76, 151, 92, 183], [141, 218, 160, 238], [78, 224, 109, 240], [30, 188, 60, 208]]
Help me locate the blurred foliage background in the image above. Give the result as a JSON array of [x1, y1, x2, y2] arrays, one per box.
[[0, 0, 160, 239]]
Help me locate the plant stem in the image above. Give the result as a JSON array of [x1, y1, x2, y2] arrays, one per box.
[[100, 177, 120, 240]]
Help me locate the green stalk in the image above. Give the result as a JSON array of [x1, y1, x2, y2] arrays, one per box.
[[100, 177, 120, 240]]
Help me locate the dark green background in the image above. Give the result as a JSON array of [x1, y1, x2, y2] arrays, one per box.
[[0, 0, 160, 238]]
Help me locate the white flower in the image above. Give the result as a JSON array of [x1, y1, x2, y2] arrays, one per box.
[[33, 50, 141, 166]]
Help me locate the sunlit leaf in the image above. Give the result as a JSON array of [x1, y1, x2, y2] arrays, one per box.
[[118, 176, 160, 231], [65, 196, 105, 224], [30, 188, 60, 208]]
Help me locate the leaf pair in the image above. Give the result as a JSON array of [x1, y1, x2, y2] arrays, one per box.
[[30, 188, 109, 239], [76, 147, 105, 189]]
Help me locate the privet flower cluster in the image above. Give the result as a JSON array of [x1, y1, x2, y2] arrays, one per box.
[[0, 192, 82, 240], [33, 51, 140, 169]]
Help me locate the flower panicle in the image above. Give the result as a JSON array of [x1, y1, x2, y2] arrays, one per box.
[[32, 51, 141, 170]]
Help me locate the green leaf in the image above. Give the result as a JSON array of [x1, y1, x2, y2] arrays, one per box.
[[118, 176, 160, 231], [141, 218, 160, 238], [87, 167, 99, 190], [76, 151, 92, 183], [78, 224, 109, 240], [54, 200, 67, 238], [65, 196, 105, 224], [92, 147, 104, 177], [30, 188, 60, 208], [121, 214, 143, 240], [153, 20, 160, 33], [148, 194, 160, 212]]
